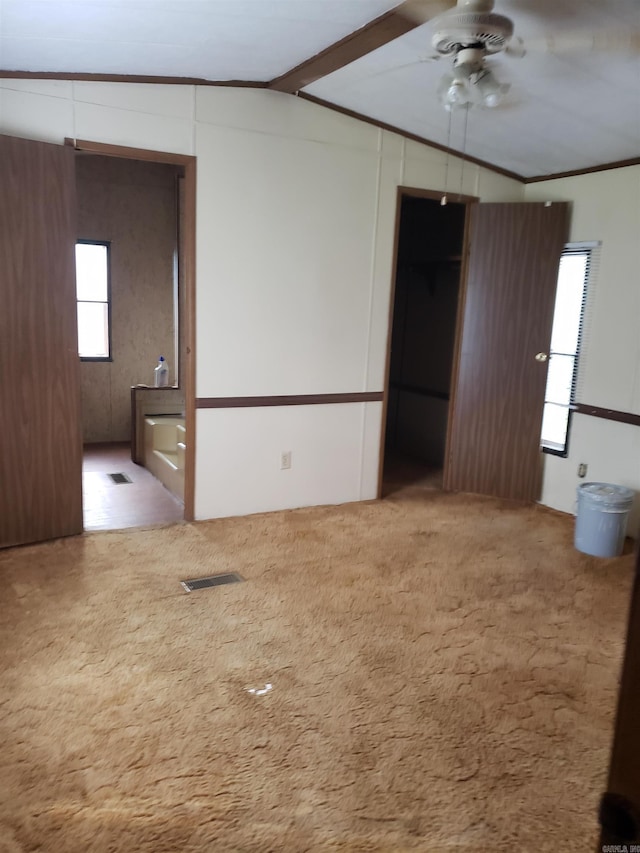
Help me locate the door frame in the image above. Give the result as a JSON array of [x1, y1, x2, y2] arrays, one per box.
[[377, 186, 478, 498], [66, 138, 197, 521]]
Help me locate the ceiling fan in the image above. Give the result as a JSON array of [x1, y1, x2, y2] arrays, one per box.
[[399, 0, 640, 111], [427, 0, 518, 109]]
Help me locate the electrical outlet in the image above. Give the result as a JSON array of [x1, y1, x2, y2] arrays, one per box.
[[280, 451, 292, 470], [578, 463, 587, 478]]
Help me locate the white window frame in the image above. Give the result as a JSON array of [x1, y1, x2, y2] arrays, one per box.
[[76, 240, 112, 362], [541, 241, 599, 457]]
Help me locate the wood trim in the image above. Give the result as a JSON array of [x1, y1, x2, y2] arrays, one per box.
[[71, 137, 197, 522], [525, 157, 640, 184], [181, 159, 197, 523], [377, 187, 405, 499], [268, 2, 451, 94], [1, 70, 267, 87], [130, 388, 136, 463], [573, 403, 640, 428], [66, 138, 193, 167], [299, 93, 525, 183], [377, 188, 473, 499], [196, 392, 383, 408], [398, 185, 479, 205]]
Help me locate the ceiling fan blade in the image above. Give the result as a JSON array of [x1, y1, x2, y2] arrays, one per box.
[[526, 30, 640, 57], [394, 0, 458, 27], [270, 0, 456, 93]]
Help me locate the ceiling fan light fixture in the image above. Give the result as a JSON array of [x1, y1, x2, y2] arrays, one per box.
[[448, 80, 469, 104], [473, 67, 507, 107], [483, 90, 501, 107], [437, 72, 470, 109]]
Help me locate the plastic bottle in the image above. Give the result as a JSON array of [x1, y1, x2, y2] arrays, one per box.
[[154, 356, 169, 388]]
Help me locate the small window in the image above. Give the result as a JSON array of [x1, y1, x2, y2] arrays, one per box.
[[76, 241, 111, 361], [541, 244, 594, 456]]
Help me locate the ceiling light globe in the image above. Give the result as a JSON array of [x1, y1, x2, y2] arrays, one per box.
[[447, 81, 467, 105], [483, 92, 502, 107]]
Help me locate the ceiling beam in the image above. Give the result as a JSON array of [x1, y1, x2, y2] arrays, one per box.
[[268, 0, 453, 94]]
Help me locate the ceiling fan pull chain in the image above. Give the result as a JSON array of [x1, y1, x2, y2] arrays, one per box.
[[458, 103, 470, 200], [442, 105, 453, 205]]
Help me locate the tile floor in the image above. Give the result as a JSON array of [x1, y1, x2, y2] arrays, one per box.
[[83, 443, 184, 531]]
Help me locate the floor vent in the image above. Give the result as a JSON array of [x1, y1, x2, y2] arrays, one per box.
[[108, 472, 132, 484], [181, 572, 244, 592]]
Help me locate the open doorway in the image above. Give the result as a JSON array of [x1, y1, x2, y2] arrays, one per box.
[[381, 192, 467, 497], [72, 147, 192, 530], [0, 134, 195, 549]]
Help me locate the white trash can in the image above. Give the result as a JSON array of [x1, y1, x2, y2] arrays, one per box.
[[575, 482, 634, 558]]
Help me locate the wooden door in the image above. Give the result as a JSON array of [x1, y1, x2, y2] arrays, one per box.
[[599, 547, 640, 845], [0, 135, 83, 547], [445, 201, 570, 502]]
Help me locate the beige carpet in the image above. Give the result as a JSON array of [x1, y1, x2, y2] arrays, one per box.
[[0, 488, 633, 852]]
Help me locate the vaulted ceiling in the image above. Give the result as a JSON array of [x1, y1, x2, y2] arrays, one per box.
[[1, 0, 639, 179]]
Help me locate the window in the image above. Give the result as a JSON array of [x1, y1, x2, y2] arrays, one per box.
[[76, 241, 111, 360], [540, 243, 595, 455]]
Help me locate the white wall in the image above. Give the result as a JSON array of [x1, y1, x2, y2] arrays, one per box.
[[0, 80, 525, 519], [525, 166, 640, 534]]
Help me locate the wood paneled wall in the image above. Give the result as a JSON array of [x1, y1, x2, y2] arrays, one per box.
[[76, 155, 178, 443]]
